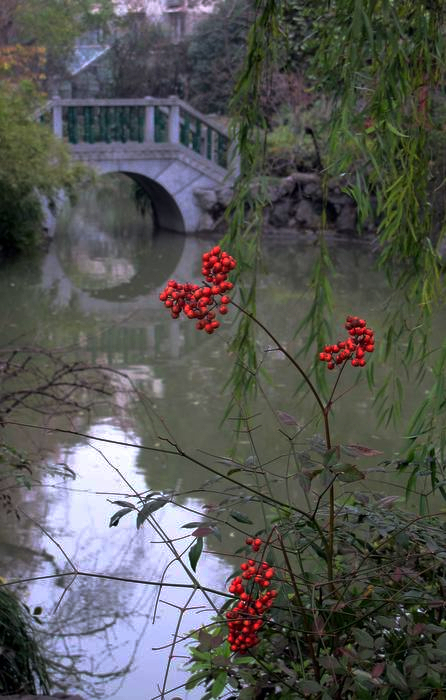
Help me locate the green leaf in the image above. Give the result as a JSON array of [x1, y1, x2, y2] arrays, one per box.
[[189, 536, 203, 572], [185, 670, 209, 690], [323, 447, 339, 467], [136, 497, 169, 529], [182, 521, 205, 528], [229, 510, 253, 524], [297, 679, 322, 694], [211, 671, 227, 698], [332, 464, 365, 482], [354, 629, 375, 649], [387, 122, 409, 138], [386, 663, 408, 690], [109, 507, 133, 528]]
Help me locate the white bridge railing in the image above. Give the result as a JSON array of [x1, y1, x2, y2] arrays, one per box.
[[46, 96, 233, 171]]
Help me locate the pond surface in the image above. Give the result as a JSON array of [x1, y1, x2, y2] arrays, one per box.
[[0, 176, 439, 699]]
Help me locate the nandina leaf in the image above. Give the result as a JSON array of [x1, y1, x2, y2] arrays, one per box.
[[319, 655, 345, 673], [192, 526, 214, 538], [211, 671, 228, 698], [109, 507, 133, 528], [342, 444, 384, 457], [323, 447, 340, 467], [332, 463, 365, 482], [136, 497, 169, 529], [185, 670, 209, 690], [354, 629, 374, 648], [277, 410, 298, 426], [189, 536, 203, 572], [386, 663, 408, 690], [182, 521, 205, 528], [110, 500, 135, 509], [197, 628, 225, 652], [371, 662, 386, 679], [297, 680, 322, 694], [230, 510, 253, 524]]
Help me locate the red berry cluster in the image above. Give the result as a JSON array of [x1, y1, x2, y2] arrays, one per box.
[[226, 538, 278, 654], [319, 315, 375, 370], [159, 246, 236, 334]]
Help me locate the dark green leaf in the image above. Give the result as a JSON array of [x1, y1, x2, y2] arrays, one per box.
[[189, 536, 203, 572], [297, 679, 322, 694], [323, 447, 339, 467], [386, 663, 408, 690], [185, 670, 209, 690], [111, 500, 135, 509], [136, 497, 169, 529], [109, 507, 133, 528], [354, 629, 375, 649], [229, 510, 253, 524], [333, 464, 365, 482]]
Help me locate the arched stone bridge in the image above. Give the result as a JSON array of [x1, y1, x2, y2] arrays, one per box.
[[49, 97, 238, 233]]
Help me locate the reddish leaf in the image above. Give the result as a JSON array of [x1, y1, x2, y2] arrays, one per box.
[[376, 495, 399, 509], [342, 444, 384, 457], [277, 410, 298, 426], [372, 662, 386, 679], [192, 526, 214, 537]]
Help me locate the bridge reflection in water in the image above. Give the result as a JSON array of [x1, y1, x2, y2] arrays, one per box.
[[43, 179, 213, 366]]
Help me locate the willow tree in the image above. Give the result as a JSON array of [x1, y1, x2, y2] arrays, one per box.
[[224, 0, 446, 487]]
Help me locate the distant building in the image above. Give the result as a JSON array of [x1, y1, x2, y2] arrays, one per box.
[[113, 0, 217, 39]]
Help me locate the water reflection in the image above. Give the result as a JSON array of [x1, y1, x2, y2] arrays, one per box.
[[56, 175, 186, 300]]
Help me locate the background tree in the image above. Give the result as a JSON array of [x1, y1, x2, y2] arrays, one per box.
[[109, 13, 188, 98], [0, 0, 114, 89], [187, 0, 254, 114], [0, 84, 90, 255]]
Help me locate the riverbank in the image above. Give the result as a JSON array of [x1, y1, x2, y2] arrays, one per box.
[[194, 171, 377, 238]]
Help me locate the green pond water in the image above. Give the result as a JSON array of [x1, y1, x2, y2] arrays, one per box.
[[0, 175, 441, 699]]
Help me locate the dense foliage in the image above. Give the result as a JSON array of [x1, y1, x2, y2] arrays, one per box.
[[0, 85, 90, 254], [0, 0, 114, 84], [187, 0, 254, 114]]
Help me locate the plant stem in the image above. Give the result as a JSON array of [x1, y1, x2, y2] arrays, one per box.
[[230, 301, 337, 589]]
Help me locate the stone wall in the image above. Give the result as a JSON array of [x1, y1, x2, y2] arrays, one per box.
[[194, 172, 376, 236]]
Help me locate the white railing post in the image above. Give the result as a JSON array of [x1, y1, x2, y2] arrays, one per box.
[[168, 99, 180, 144], [52, 95, 63, 137], [144, 97, 155, 142]]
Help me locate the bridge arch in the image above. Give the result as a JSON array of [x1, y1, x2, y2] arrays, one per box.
[[115, 170, 185, 233]]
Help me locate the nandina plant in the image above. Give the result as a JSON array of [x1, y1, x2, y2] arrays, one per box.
[[138, 246, 446, 698]]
